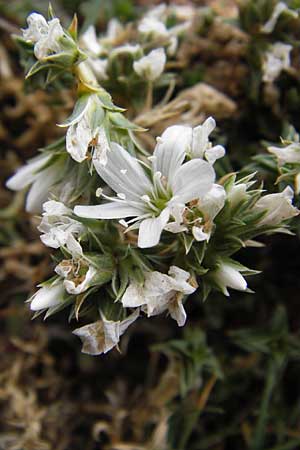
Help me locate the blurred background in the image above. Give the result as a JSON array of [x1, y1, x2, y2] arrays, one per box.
[[1, 1, 300, 449]]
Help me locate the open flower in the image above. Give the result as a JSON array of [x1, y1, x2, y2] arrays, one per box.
[[38, 200, 85, 257], [61, 94, 110, 165], [133, 48, 166, 81], [121, 266, 196, 326], [262, 42, 292, 83], [165, 183, 226, 242], [22, 12, 64, 60], [73, 309, 139, 355], [254, 186, 299, 226], [6, 153, 62, 213], [74, 125, 215, 248], [55, 259, 98, 295], [30, 281, 65, 311]]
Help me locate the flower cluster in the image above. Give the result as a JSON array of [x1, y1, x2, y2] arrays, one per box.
[[6, 9, 299, 356]]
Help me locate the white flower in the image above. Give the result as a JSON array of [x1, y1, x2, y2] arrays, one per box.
[[73, 309, 139, 355], [63, 95, 110, 165], [268, 142, 300, 165], [30, 281, 65, 311], [106, 18, 124, 42], [133, 48, 166, 82], [192, 184, 226, 241], [189, 117, 225, 164], [138, 17, 169, 38], [74, 125, 215, 248], [212, 260, 248, 296], [38, 200, 85, 257], [6, 153, 62, 213], [121, 266, 196, 326], [164, 183, 226, 242], [87, 58, 108, 80], [80, 25, 102, 56], [262, 42, 292, 83], [261, 2, 297, 34], [254, 186, 299, 226], [55, 259, 98, 295], [22, 13, 64, 60]]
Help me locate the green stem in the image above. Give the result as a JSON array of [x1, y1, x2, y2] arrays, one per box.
[[250, 360, 279, 450]]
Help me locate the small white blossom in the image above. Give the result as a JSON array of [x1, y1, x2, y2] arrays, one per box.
[[133, 48, 166, 82], [38, 200, 85, 257], [30, 281, 65, 311], [55, 259, 98, 295], [121, 266, 196, 326], [75, 125, 215, 248], [261, 2, 297, 34], [138, 17, 169, 38], [63, 95, 110, 165], [212, 260, 248, 297], [6, 153, 62, 213], [262, 42, 292, 83], [73, 309, 139, 355], [80, 25, 103, 56], [268, 142, 300, 165], [22, 12, 64, 60], [254, 186, 299, 226], [189, 117, 226, 164]]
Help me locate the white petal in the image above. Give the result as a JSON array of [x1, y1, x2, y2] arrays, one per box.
[[66, 122, 90, 163], [268, 143, 300, 164], [74, 201, 143, 219], [30, 282, 64, 311], [205, 145, 226, 164], [168, 300, 186, 327], [121, 282, 146, 307], [172, 159, 215, 203], [138, 208, 170, 248], [192, 225, 210, 241], [73, 309, 139, 355], [133, 48, 166, 81], [153, 125, 192, 180], [42, 200, 71, 216], [95, 142, 152, 200], [192, 117, 216, 158], [80, 25, 102, 56], [22, 13, 48, 42], [6, 153, 50, 190], [64, 266, 97, 295], [25, 163, 61, 213]]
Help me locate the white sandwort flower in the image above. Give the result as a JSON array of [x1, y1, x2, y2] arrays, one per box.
[[268, 142, 300, 165], [55, 259, 98, 295], [6, 153, 62, 213], [164, 183, 226, 242], [262, 42, 292, 83], [73, 309, 139, 355], [121, 266, 196, 326], [254, 186, 299, 226], [261, 2, 297, 34], [74, 125, 215, 248], [212, 260, 248, 297], [80, 25, 103, 56], [138, 17, 169, 38], [133, 48, 166, 82], [62, 94, 110, 165], [30, 281, 65, 311], [22, 12, 64, 60], [38, 200, 85, 257]]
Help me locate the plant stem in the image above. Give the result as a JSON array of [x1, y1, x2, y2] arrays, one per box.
[[250, 360, 279, 450]]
